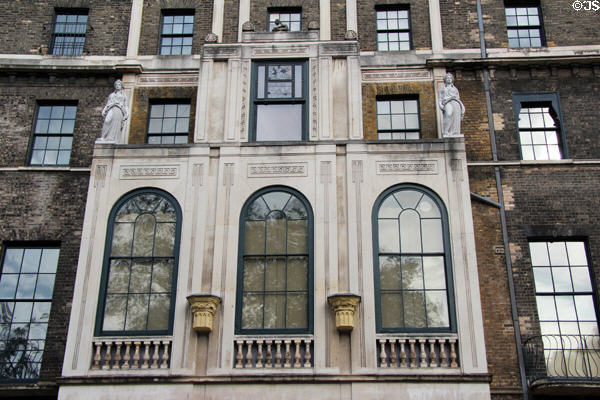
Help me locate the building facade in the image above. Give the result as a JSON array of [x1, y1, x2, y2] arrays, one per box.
[[0, 1, 598, 399]]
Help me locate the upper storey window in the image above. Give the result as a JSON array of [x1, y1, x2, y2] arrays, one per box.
[[0, 246, 59, 380], [251, 61, 307, 141], [30, 103, 77, 166], [147, 102, 190, 144], [160, 11, 194, 55], [514, 93, 565, 161], [377, 97, 420, 140], [268, 8, 301, 32], [376, 6, 411, 51], [505, 2, 544, 48], [51, 10, 88, 55]]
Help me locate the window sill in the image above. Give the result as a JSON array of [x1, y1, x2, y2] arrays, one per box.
[[242, 31, 319, 43], [0, 166, 91, 172]]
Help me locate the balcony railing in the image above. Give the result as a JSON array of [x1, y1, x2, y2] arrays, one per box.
[[377, 336, 459, 368], [234, 337, 313, 369], [91, 338, 171, 370], [523, 334, 600, 384]]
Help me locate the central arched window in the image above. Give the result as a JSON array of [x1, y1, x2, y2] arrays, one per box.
[[373, 184, 455, 333], [96, 189, 181, 336], [236, 187, 313, 334]]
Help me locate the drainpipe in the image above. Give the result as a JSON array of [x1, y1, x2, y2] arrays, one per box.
[[475, 1, 530, 399]]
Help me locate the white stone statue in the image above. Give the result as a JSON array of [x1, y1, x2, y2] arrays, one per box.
[[438, 73, 465, 137], [97, 79, 129, 143]]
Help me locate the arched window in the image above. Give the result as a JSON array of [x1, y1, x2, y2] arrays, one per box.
[[236, 187, 313, 334], [373, 184, 455, 333], [96, 189, 181, 336]]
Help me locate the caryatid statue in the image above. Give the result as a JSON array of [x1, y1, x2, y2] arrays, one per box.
[[97, 79, 129, 143], [438, 73, 465, 137]]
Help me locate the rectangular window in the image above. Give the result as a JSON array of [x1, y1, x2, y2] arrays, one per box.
[[505, 2, 544, 48], [30, 103, 77, 166], [376, 6, 411, 51], [51, 10, 88, 55], [0, 246, 59, 381], [530, 241, 599, 377], [160, 11, 194, 55], [514, 93, 566, 161], [268, 8, 301, 32], [147, 102, 190, 144], [251, 61, 307, 141], [377, 97, 420, 140]]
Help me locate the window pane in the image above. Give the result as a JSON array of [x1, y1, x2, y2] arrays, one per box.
[[381, 293, 403, 328], [107, 260, 130, 293], [287, 220, 307, 253], [401, 256, 423, 290], [154, 223, 175, 256], [536, 296, 557, 321], [256, 104, 303, 141], [147, 294, 170, 330], [151, 260, 173, 293], [125, 294, 149, 331], [379, 256, 401, 290], [21, 249, 41, 273], [245, 221, 265, 254], [378, 219, 399, 253], [423, 256, 445, 289], [400, 211, 421, 253], [404, 291, 426, 327], [132, 214, 156, 257], [264, 294, 285, 328], [421, 219, 443, 253], [286, 293, 307, 328], [241, 294, 263, 329], [265, 257, 285, 291], [287, 257, 307, 291], [426, 291, 449, 327], [130, 260, 152, 293]]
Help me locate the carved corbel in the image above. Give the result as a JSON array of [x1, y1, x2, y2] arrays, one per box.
[[186, 294, 221, 333], [327, 293, 361, 332]]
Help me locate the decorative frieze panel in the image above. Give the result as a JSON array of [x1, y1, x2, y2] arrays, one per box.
[[376, 160, 438, 175], [247, 163, 308, 178], [120, 165, 179, 179], [136, 74, 198, 87], [252, 46, 310, 57], [362, 70, 432, 83], [234, 337, 313, 369], [377, 336, 459, 369]]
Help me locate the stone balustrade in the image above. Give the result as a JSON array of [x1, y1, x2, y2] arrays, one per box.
[[91, 338, 171, 370], [377, 336, 459, 369], [234, 337, 313, 369]]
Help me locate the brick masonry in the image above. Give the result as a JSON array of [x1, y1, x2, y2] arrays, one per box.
[[128, 86, 198, 144], [357, 0, 431, 52], [330, 0, 346, 41], [0, 0, 131, 56], [222, 0, 240, 43], [361, 81, 437, 140], [138, 0, 214, 56]]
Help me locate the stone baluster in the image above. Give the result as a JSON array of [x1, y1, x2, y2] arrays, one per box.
[[161, 341, 170, 369], [275, 341, 282, 367], [399, 339, 407, 367], [294, 339, 302, 368], [141, 341, 151, 369], [112, 341, 122, 370], [265, 341, 273, 367], [92, 342, 102, 370], [304, 340, 312, 368], [123, 342, 132, 369], [439, 339, 448, 367], [256, 340, 263, 368], [428, 339, 436, 367], [418, 340, 426, 368], [284, 340, 292, 368], [102, 341, 112, 370], [133, 341, 141, 368], [151, 341, 160, 369], [408, 340, 417, 368], [449, 339, 458, 367], [389, 339, 397, 367], [379, 339, 387, 367], [235, 340, 244, 368]]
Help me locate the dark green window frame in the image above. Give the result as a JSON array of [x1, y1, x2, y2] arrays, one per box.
[[235, 186, 314, 335], [95, 188, 182, 337], [159, 10, 195, 55], [28, 101, 77, 167], [51, 9, 88, 56], [249, 60, 309, 142], [146, 100, 191, 144], [372, 184, 456, 334], [268, 7, 302, 32]]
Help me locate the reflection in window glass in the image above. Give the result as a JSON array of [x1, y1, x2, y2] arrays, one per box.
[[530, 241, 599, 378], [52, 12, 88, 55], [99, 191, 179, 334], [237, 189, 312, 333], [377, 98, 420, 140], [376, 7, 411, 51], [160, 12, 194, 55], [518, 105, 560, 160], [269, 9, 301, 32], [147, 103, 190, 144], [505, 5, 543, 48], [0, 247, 59, 380], [30, 104, 77, 166], [375, 187, 451, 331]]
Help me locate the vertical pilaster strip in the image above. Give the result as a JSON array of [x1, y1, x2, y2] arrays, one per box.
[[212, 0, 225, 42], [320, 0, 331, 40], [127, 0, 144, 58], [225, 59, 241, 141], [320, 161, 332, 367], [346, 0, 357, 33], [195, 60, 213, 142], [121, 74, 136, 144], [319, 57, 332, 139], [310, 58, 319, 140], [238, 0, 250, 42], [72, 163, 108, 370], [347, 56, 363, 140], [351, 160, 365, 367], [428, 0, 444, 53]]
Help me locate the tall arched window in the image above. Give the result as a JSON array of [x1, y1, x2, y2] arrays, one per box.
[[96, 189, 181, 336], [236, 187, 313, 334], [373, 184, 455, 333]]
